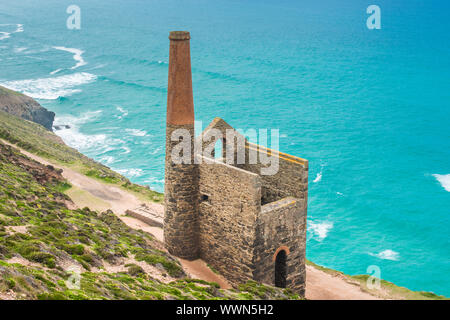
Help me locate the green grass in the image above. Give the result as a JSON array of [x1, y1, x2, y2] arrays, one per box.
[[0, 141, 296, 300], [0, 110, 163, 203]]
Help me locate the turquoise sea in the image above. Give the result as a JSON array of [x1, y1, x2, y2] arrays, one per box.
[[1, 0, 449, 295]]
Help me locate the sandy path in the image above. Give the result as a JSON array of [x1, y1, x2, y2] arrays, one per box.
[[305, 265, 380, 300], [1, 139, 142, 215], [179, 259, 232, 289], [2, 139, 381, 299]]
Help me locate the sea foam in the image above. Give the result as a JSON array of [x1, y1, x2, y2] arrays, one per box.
[[313, 172, 322, 183], [369, 249, 400, 261], [433, 174, 450, 192], [115, 168, 144, 178], [53, 46, 87, 70], [309, 221, 333, 241], [54, 112, 108, 151], [0, 72, 97, 99], [0, 24, 23, 40], [125, 128, 147, 137]]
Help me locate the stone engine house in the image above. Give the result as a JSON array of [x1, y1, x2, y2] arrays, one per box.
[[164, 31, 308, 295]]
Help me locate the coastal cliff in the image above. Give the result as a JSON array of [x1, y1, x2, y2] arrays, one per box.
[[0, 85, 55, 131]]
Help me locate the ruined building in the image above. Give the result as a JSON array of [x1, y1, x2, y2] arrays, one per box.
[[164, 31, 308, 295]]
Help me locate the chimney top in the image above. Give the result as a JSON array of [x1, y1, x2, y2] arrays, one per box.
[[169, 31, 191, 41]]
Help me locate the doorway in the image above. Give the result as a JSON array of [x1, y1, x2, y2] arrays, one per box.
[[274, 250, 287, 288]]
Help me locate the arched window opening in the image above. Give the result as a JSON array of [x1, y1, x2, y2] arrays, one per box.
[[275, 250, 287, 288]]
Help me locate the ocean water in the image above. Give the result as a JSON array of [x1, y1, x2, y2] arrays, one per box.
[[1, 0, 449, 296]]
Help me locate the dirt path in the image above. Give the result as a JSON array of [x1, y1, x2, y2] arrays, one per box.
[[305, 265, 380, 300], [1, 139, 142, 215], [2, 139, 381, 299]]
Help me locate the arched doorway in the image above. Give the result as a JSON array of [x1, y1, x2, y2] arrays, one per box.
[[274, 250, 287, 288]]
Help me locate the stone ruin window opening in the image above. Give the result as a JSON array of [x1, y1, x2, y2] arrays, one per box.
[[200, 193, 211, 205], [275, 249, 287, 288], [214, 137, 224, 160]]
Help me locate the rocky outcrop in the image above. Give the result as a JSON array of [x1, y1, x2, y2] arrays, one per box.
[[0, 85, 55, 130]]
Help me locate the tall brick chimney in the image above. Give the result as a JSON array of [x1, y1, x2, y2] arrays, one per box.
[[163, 31, 199, 260]]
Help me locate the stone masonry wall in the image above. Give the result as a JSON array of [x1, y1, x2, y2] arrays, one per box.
[[164, 123, 199, 260], [240, 142, 308, 205], [198, 118, 308, 206], [254, 197, 307, 295], [197, 155, 261, 285]]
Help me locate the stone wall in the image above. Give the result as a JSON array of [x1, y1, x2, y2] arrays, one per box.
[[198, 118, 308, 206], [197, 155, 261, 285], [254, 197, 307, 295], [195, 118, 308, 295], [239, 142, 308, 205], [164, 123, 199, 260]]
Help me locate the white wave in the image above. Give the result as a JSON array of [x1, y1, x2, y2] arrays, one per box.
[[369, 249, 400, 261], [55, 124, 107, 151], [125, 128, 147, 137], [433, 174, 450, 192], [121, 146, 131, 154], [54, 111, 125, 158], [143, 177, 165, 184], [0, 72, 97, 99], [98, 155, 115, 165], [309, 221, 333, 241], [53, 46, 86, 70], [116, 106, 128, 119], [115, 168, 143, 178], [14, 47, 27, 53], [50, 68, 62, 75], [0, 24, 23, 40], [313, 173, 322, 183], [15, 24, 24, 33], [336, 192, 344, 196], [55, 110, 102, 126], [0, 32, 9, 40]]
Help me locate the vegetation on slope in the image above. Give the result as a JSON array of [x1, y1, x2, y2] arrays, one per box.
[[0, 110, 162, 203], [0, 142, 298, 300]]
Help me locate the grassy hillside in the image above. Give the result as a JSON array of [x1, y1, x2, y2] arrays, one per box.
[[0, 110, 162, 203], [0, 141, 298, 300], [0, 107, 446, 300]]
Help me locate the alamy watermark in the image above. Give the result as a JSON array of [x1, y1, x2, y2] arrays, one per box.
[[366, 265, 381, 290], [170, 122, 281, 176], [366, 5, 381, 30], [66, 5, 81, 30], [65, 265, 81, 290]]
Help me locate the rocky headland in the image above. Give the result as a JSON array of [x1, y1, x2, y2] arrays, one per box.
[[0, 85, 55, 131]]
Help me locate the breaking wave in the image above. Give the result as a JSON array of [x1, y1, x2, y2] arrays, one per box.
[[115, 168, 143, 178], [369, 249, 400, 261], [433, 174, 450, 192], [52, 46, 87, 72], [125, 128, 147, 137], [0, 24, 23, 40], [313, 172, 322, 183], [0, 72, 97, 99], [308, 221, 333, 241]]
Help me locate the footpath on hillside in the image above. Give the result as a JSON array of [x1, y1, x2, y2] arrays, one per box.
[[1, 139, 381, 300]]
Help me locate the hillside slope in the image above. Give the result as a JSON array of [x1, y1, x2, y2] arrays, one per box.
[[0, 141, 299, 300], [0, 107, 447, 300]]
